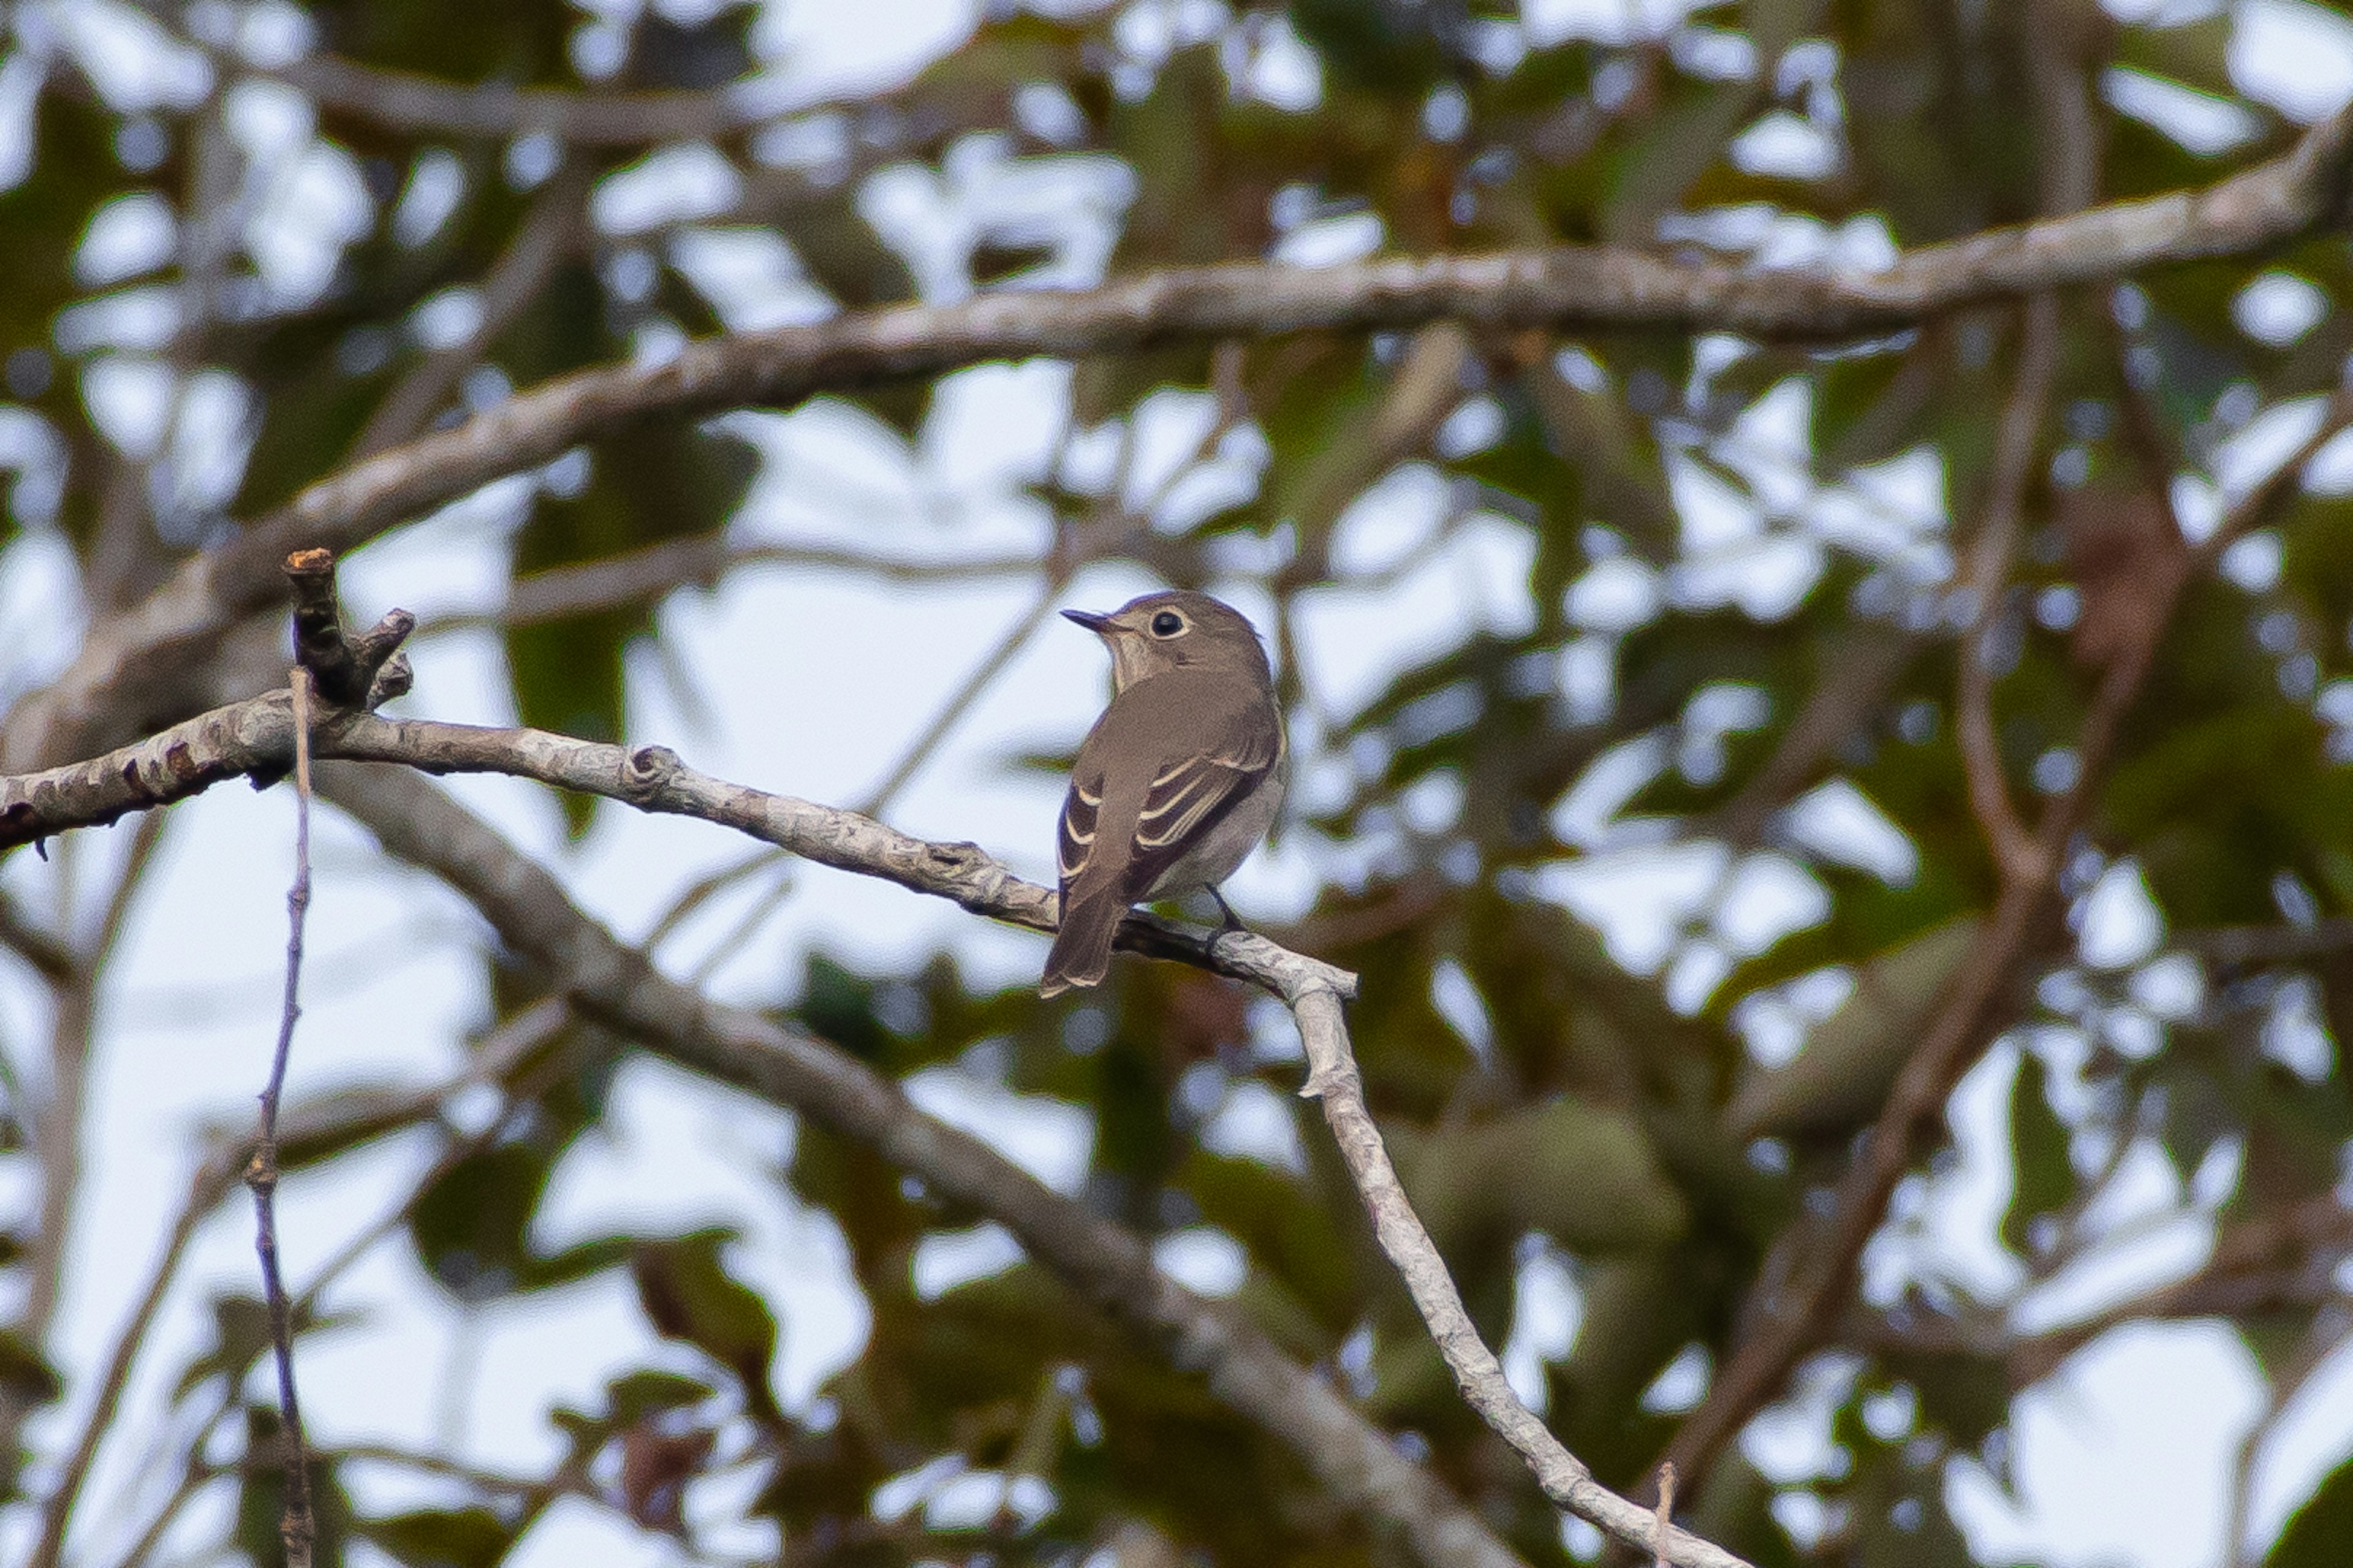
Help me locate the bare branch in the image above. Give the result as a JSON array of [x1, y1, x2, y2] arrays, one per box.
[[1295, 991, 1750, 1567], [417, 537, 1047, 638], [274, 51, 781, 145], [8, 99, 2348, 775], [247, 665, 317, 1568], [1957, 295, 2059, 887], [1, 697, 1347, 999], [352, 158, 593, 459], [314, 761, 1523, 1568], [26, 1157, 235, 1568]]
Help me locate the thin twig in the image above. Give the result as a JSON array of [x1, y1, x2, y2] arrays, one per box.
[[413, 539, 1048, 640], [26, 1156, 238, 1568], [1292, 991, 1746, 1567], [247, 665, 317, 1568], [854, 585, 1063, 820], [1957, 294, 2059, 887]]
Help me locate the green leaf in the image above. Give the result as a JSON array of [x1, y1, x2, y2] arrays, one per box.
[[631, 1229, 782, 1423], [2267, 1449, 2353, 1568], [357, 1507, 515, 1568], [2002, 1052, 2074, 1256], [1725, 918, 1983, 1142]]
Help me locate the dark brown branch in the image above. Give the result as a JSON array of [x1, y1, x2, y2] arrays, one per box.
[[7, 99, 2349, 775], [248, 667, 317, 1568], [1957, 295, 2059, 887]]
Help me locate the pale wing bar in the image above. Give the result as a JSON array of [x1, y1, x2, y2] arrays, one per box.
[[1136, 752, 1252, 850], [1058, 780, 1102, 880]]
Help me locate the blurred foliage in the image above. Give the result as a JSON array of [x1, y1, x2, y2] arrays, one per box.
[[6, 0, 2353, 1565]]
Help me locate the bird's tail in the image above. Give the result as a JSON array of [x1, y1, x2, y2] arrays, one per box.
[[1040, 886, 1124, 998]]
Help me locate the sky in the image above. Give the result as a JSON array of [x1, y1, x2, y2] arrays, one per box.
[[4, 1, 2353, 1565]]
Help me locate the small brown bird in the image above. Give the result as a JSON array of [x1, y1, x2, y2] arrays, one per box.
[[1040, 590, 1287, 998]]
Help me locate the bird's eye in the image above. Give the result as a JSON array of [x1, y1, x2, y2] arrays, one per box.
[[1150, 610, 1185, 637]]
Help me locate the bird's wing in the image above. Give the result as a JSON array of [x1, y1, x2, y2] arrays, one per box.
[[1132, 718, 1278, 855], [1056, 678, 1279, 893]]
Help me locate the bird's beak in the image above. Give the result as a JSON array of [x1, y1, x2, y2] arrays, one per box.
[[1061, 608, 1115, 635]]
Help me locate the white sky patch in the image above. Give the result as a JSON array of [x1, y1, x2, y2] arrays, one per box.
[[1500, 1240, 1583, 1412], [2009, 1148, 2222, 1335], [1670, 531, 1824, 620], [1521, 0, 1707, 45], [595, 141, 746, 235], [79, 353, 175, 458], [860, 136, 1137, 301], [1538, 843, 1721, 974], [911, 1222, 1026, 1300], [160, 367, 256, 518], [392, 146, 466, 247], [2219, 528, 2284, 591], [1731, 108, 1841, 181], [0, 523, 83, 702], [74, 190, 177, 285], [2234, 269, 2330, 347], [1430, 956, 1495, 1063], [1153, 1227, 1248, 1297], [1224, 10, 1324, 112], [1718, 379, 1816, 513], [2078, 859, 2165, 970], [1781, 778, 1919, 885], [2215, 393, 2329, 505], [407, 286, 483, 352], [240, 122, 374, 306], [1860, 1036, 2026, 1306], [1949, 1322, 2263, 1568], [2241, 1335, 2353, 1556], [2101, 65, 2264, 154], [53, 0, 214, 113], [1564, 555, 1662, 632], [749, 0, 980, 110], [2232, 0, 2353, 122], [1293, 512, 1534, 718], [0, 50, 44, 195], [1808, 444, 1952, 579], [1732, 966, 1855, 1070], [53, 285, 180, 355], [668, 227, 837, 331], [1199, 1079, 1306, 1173], [1273, 209, 1385, 268], [903, 1068, 1095, 1195], [1640, 1341, 1715, 1415]]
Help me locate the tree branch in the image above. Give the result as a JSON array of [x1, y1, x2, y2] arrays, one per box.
[[7, 97, 2348, 775], [313, 760, 1531, 1568], [1295, 991, 1745, 1567], [273, 52, 782, 145], [1656, 367, 2353, 1495], [1956, 294, 2059, 887], [247, 665, 317, 1568]]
